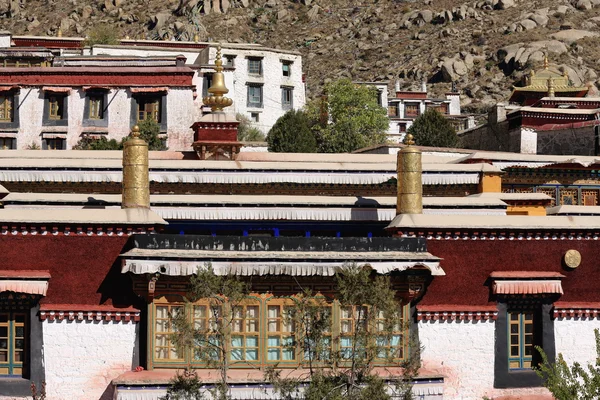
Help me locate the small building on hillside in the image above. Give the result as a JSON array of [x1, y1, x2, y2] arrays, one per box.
[[460, 57, 597, 155], [0, 31, 305, 150], [386, 81, 475, 143]]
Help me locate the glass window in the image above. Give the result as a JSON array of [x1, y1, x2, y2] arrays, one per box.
[[88, 95, 104, 120], [45, 138, 65, 150], [250, 112, 259, 123], [230, 305, 259, 362], [0, 138, 15, 150], [48, 95, 65, 120], [0, 94, 13, 122], [508, 311, 534, 370], [282, 87, 293, 110], [248, 58, 262, 75], [404, 102, 420, 118], [282, 62, 292, 77], [225, 56, 235, 67], [267, 304, 295, 361], [247, 85, 263, 108], [138, 96, 161, 122], [154, 304, 184, 361], [0, 311, 27, 376]]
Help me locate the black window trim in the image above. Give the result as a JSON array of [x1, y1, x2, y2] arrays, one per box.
[[42, 92, 68, 127], [82, 90, 109, 128]]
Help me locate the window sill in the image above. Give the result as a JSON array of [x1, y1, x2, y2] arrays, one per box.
[[247, 107, 263, 112], [0, 377, 32, 396]]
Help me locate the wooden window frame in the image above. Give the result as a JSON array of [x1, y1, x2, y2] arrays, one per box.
[[137, 96, 161, 123], [0, 138, 14, 150], [88, 95, 104, 120], [0, 95, 12, 122], [0, 311, 27, 377], [48, 96, 65, 120], [266, 299, 296, 364], [247, 85, 263, 109], [281, 87, 293, 110], [404, 102, 420, 118], [153, 301, 185, 363], [44, 138, 65, 150], [282, 61, 292, 77], [248, 58, 262, 76], [508, 311, 534, 370], [230, 304, 260, 363]]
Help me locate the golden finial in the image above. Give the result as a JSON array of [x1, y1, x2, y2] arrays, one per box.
[[397, 133, 422, 215], [543, 54, 549, 70], [194, 33, 199, 43], [122, 124, 150, 209], [547, 77, 555, 98], [125, 35, 130, 40], [405, 133, 415, 146], [57, 28, 62, 38], [202, 44, 233, 112]]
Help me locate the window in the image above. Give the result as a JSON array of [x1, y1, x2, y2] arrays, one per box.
[[154, 304, 184, 361], [230, 305, 259, 362], [0, 95, 12, 122], [138, 96, 161, 122], [0, 311, 26, 376], [202, 73, 213, 98], [225, 56, 235, 68], [48, 96, 64, 120], [404, 102, 420, 117], [281, 87, 293, 110], [282, 61, 292, 77], [266, 303, 295, 362], [0, 138, 14, 150], [192, 304, 220, 361], [340, 306, 367, 359], [248, 58, 262, 76], [399, 123, 407, 133], [44, 138, 65, 150], [250, 112, 259, 123], [88, 95, 104, 120], [247, 85, 263, 108], [508, 311, 535, 370]]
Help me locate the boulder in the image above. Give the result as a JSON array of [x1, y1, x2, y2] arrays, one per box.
[[577, 0, 592, 10], [551, 29, 599, 43], [555, 5, 569, 15], [81, 5, 92, 19], [307, 5, 319, 21], [519, 19, 537, 30], [419, 9, 433, 23], [453, 59, 468, 76], [151, 12, 170, 29], [529, 13, 548, 26], [441, 58, 457, 81], [496, 0, 515, 9]]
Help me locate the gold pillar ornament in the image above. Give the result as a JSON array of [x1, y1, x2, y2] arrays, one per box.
[[397, 133, 423, 215], [122, 125, 150, 209], [57, 28, 62, 38], [543, 54, 549, 70], [547, 77, 555, 98], [202, 45, 233, 112]]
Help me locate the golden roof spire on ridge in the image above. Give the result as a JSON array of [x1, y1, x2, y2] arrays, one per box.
[[202, 44, 233, 112]]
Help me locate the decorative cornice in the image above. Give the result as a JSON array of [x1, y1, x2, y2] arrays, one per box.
[[404, 231, 600, 240], [553, 303, 600, 319], [40, 310, 140, 322], [417, 310, 497, 321], [1, 224, 155, 236]]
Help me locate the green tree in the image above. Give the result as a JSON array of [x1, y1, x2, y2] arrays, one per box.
[[311, 79, 388, 153], [267, 110, 317, 153], [83, 24, 121, 47], [268, 265, 420, 400], [73, 136, 120, 150], [407, 109, 459, 148], [535, 329, 600, 400], [170, 264, 250, 400], [236, 113, 265, 142], [75, 120, 166, 151]]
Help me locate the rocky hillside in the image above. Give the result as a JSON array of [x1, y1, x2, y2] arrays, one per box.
[[2, 0, 600, 118]]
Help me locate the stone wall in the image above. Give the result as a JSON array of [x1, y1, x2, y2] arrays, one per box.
[[555, 317, 600, 366], [459, 120, 512, 152], [536, 126, 596, 155], [419, 319, 550, 399], [43, 319, 138, 400]]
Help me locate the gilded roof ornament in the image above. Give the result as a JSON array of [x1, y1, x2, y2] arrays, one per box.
[[543, 54, 549, 70], [202, 45, 233, 112]]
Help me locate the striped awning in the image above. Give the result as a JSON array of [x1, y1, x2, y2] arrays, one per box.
[[42, 86, 72, 93], [0, 271, 50, 296], [130, 87, 168, 93], [493, 280, 563, 295]]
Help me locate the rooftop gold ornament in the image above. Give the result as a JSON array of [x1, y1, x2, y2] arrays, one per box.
[[564, 249, 581, 269], [397, 133, 423, 215], [543, 54, 549, 69], [57, 28, 62, 38], [122, 125, 150, 209], [547, 76, 555, 98], [202, 45, 233, 112]]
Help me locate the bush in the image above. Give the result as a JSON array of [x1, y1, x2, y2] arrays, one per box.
[[407, 108, 459, 148], [236, 113, 265, 142], [267, 109, 317, 153], [73, 119, 166, 151], [83, 24, 120, 47]]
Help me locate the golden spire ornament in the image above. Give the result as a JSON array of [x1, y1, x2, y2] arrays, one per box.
[[547, 77, 555, 98], [397, 133, 423, 215], [543, 54, 549, 70], [202, 45, 233, 112]]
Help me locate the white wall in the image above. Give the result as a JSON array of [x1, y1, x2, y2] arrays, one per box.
[[555, 317, 600, 366], [207, 46, 305, 134], [43, 320, 138, 400], [419, 319, 550, 399], [166, 87, 197, 149]]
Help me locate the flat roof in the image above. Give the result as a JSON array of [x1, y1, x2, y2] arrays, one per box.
[[0, 208, 166, 225]]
